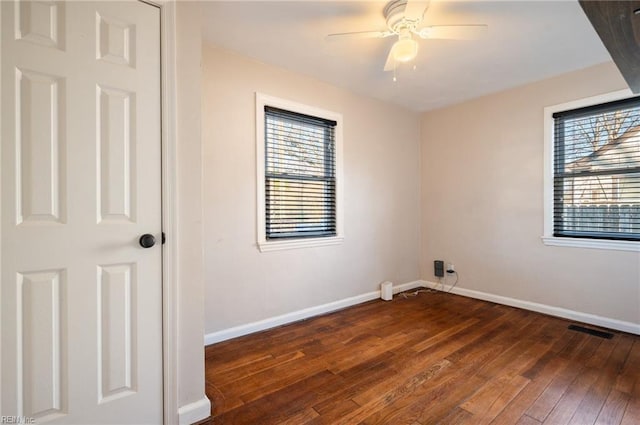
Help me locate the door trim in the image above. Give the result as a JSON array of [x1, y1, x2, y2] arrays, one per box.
[[155, 1, 179, 424], [0, 1, 4, 416], [156, 3, 210, 423]]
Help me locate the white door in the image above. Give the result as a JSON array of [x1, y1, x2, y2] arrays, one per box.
[[1, 1, 163, 423]]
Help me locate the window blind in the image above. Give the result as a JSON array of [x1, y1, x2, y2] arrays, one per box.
[[264, 106, 337, 240], [553, 96, 640, 241]]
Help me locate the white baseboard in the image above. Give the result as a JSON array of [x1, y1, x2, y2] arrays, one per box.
[[421, 280, 640, 335], [204, 279, 639, 346], [204, 280, 423, 345], [178, 396, 210, 425], [392, 280, 425, 294]]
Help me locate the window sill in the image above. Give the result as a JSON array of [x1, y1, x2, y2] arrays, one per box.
[[541, 236, 640, 252], [258, 236, 344, 252]]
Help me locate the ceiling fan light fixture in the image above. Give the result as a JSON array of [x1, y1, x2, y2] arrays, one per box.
[[392, 37, 418, 62]]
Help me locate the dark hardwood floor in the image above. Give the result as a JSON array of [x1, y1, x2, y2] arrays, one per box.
[[203, 290, 640, 424]]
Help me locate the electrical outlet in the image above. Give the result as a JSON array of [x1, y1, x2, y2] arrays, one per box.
[[447, 263, 455, 272], [434, 260, 444, 277]]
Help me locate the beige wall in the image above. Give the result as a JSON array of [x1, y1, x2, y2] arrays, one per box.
[[420, 62, 640, 325], [202, 44, 421, 334]]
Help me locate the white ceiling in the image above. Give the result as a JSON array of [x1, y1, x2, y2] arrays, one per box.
[[201, 1, 613, 112]]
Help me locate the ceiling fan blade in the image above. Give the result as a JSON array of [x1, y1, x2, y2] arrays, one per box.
[[418, 24, 488, 40], [404, 0, 430, 21], [326, 30, 392, 40], [383, 44, 399, 72]]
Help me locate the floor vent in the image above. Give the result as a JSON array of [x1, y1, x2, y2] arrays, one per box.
[[568, 324, 614, 339]]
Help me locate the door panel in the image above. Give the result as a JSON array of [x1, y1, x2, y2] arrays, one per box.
[[1, 1, 162, 423], [97, 263, 135, 402], [16, 68, 66, 225], [97, 85, 136, 224], [16, 0, 65, 50], [19, 269, 65, 420]]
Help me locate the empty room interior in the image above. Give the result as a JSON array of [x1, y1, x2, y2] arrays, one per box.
[[199, 1, 640, 424], [1, 0, 639, 424]]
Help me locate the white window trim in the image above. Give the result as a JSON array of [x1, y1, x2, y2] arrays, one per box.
[[255, 93, 344, 252], [542, 88, 640, 252]]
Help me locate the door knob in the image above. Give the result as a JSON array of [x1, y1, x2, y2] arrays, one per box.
[[139, 234, 156, 248]]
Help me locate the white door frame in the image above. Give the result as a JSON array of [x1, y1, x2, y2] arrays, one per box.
[[0, 0, 4, 416], [155, 1, 180, 424], [0, 1, 182, 423]]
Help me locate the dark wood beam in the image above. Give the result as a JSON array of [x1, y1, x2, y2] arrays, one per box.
[[579, 0, 640, 93]]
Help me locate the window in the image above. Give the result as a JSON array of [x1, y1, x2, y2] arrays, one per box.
[[256, 94, 343, 252], [265, 107, 336, 239], [543, 90, 640, 251]]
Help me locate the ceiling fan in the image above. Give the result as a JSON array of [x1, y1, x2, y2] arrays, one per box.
[[327, 0, 487, 71]]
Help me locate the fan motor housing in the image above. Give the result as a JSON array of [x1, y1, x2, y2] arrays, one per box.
[[384, 0, 410, 30]]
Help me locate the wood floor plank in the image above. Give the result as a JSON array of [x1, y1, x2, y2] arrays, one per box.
[[620, 379, 640, 425], [325, 331, 409, 374], [567, 353, 623, 425], [622, 340, 640, 372], [462, 374, 530, 416], [615, 373, 636, 395], [202, 292, 640, 425], [278, 408, 319, 425], [617, 339, 640, 394], [333, 359, 453, 425], [312, 354, 397, 415], [490, 355, 570, 425], [365, 372, 486, 425], [439, 407, 475, 424], [217, 370, 340, 424], [205, 383, 233, 417], [307, 399, 359, 425], [555, 331, 587, 358], [542, 367, 600, 424], [461, 341, 547, 413], [455, 343, 551, 424], [572, 335, 605, 364], [361, 339, 514, 424], [525, 362, 583, 422], [219, 355, 328, 404], [349, 355, 450, 406], [620, 396, 640, 425], [460, 375, 530, 424], [594, 389, 630, 425], [522, 350, 560, 381], [206, 350, 305, 386], [409, 316, 480, 352], [586, 337, 617, 369], [517, 415, 543, 425], [474, 340, 551, 382], [204, 350, 272, 374]]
